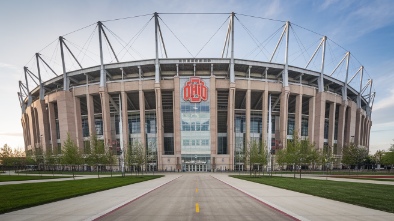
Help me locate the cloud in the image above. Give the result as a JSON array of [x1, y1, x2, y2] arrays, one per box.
[[0, 132, 23, 137], [373, 89, 394, 111]]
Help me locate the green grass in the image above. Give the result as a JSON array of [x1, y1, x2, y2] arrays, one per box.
[[0, 175, 70, 182], [0, 175, 162, 214], [231, 175, 394, 213]]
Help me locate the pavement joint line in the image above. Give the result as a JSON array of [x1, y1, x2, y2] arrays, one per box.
[[87, 175, 182, 221], [211, 175, 308, 221]]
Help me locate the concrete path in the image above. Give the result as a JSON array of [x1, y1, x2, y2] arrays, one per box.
[[0, 174, 181, 221], [98, 173, 294, 221], [1, 173, 393, 221], [212, 174, 394, 221]]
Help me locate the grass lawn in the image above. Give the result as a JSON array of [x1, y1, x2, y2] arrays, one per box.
[[0, 175, 162, 214], [0, 175, 70, 182], [231, 175, 394, 213]]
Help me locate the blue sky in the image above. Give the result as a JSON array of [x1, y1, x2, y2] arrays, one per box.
[[0, 0, 393, 154]]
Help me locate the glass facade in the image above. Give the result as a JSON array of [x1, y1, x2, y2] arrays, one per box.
[[180, 77, 211, 171]]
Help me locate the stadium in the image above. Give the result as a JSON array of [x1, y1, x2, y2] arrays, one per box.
[[18, 12, 374, 172]]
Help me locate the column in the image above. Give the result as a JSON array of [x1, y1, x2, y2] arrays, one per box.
[[47, 102, 57, 151], [36, 100, 50, 152], [155, 83, 164, 170], [308, 96, 315, 143], [121, 91, 129, 149], [344, 102, 356, 145], [210, 76, 217, 158], [86, 94, 96, 137], [228, 83, 235, 170], [139, 83, 146, 154], [99, 89, 111, 146], [245, 87, 251, 149], [328, 102, 336, 148], [294, 94, 302, 137], [73, 96, 83, 149], [314, 93, 326, 150], [354, 109, 362, 146], [57, 91, 77, 145], [337, 101, 347, 154], [173, 77, 181, 156], [262, 89, 268, 145], [279, 87, 290, 148]]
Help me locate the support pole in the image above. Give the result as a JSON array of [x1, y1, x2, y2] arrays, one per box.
[[59, 36, 68, 91], [318, 36, 327, 92], [342, 52, 350, 101], [98, 21, 106, 88], [154, 12, 160, 84], [119, 94, 125, 176], [268, 94, 272, 172], [23, 67, 32, 105], [283, 21, 290, 87], [35, 53, 44, 100], [357, 66, 364, 108], [230, 12, 235, 83]]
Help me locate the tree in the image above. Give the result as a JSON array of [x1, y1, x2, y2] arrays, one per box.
[[87, 135, 107, 178], [0, 144, 13, 174], [126, 141, 145, 175], [61, 134, 82, 179], [249, 140, 268, 177], [342, 143, 368, 170], [374, 150, 385, 167]]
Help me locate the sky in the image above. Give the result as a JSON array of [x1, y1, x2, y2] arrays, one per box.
[[0, 0, 393, 154]]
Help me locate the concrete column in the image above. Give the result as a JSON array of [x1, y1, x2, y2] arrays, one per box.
[[314, 92, 326, 150], [139, 83, 146, 153], [308, 96, 316, 143], [344, 102, 356, 145], [27, 106, 37, 147], [173, 77, 181, 156], [173, 77, 181, 171], [279, 87, 290, 148], [99, 89, 111, 146], [245, 86, 251, 149], [262, 89, 268, 145], [86, 94, 96, 137], [361, 115, 366, 146], [57, 91, 77, 145], [121, 91, 129, 149], [210, 76, 217, 156], [47, 102, 57, 152], [294, 94, 302, 137], [73, 96, 83, 149], [367, 120, 372, 149], [337, 101, 347, 154], [228, 83, 235, 170], [35, 100, 50, 152], [210, 76, 217, 171], [354, 109, 362, 146], [155, 83, 163, 171], [328, 102, 336, 148]]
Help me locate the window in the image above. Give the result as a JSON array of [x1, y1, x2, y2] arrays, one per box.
[[164, 137, 174, 155]]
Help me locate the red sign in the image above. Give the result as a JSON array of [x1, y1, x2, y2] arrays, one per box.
[[183, 77, 208, 103]]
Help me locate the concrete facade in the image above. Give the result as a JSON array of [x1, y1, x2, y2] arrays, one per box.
[[20, 59, 372, 170]]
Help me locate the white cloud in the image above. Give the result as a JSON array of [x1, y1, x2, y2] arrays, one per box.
[[373, 89, 394, 111]]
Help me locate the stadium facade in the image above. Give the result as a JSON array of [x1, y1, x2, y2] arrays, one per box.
[[18, 13, 374, 171]]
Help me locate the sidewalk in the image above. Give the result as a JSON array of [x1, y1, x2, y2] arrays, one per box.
[[1, 173, 393, 221], [0, 174, 181, 221], [211, 173, 394, 221]]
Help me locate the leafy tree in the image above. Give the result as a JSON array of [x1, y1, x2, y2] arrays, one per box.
[[341, 143, 368, 170], [374, 150, 385, 167], [275, 148, 286, 175], [0, 144, 13, 174], [126, 141, 145, 175], [61, 134, 82, 179], [87, 135, 107, 178], [249, 140, 268, 177], [106, 147, 116, 177]]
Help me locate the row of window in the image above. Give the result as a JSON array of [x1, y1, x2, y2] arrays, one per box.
[[182, 139, 210, 146]]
